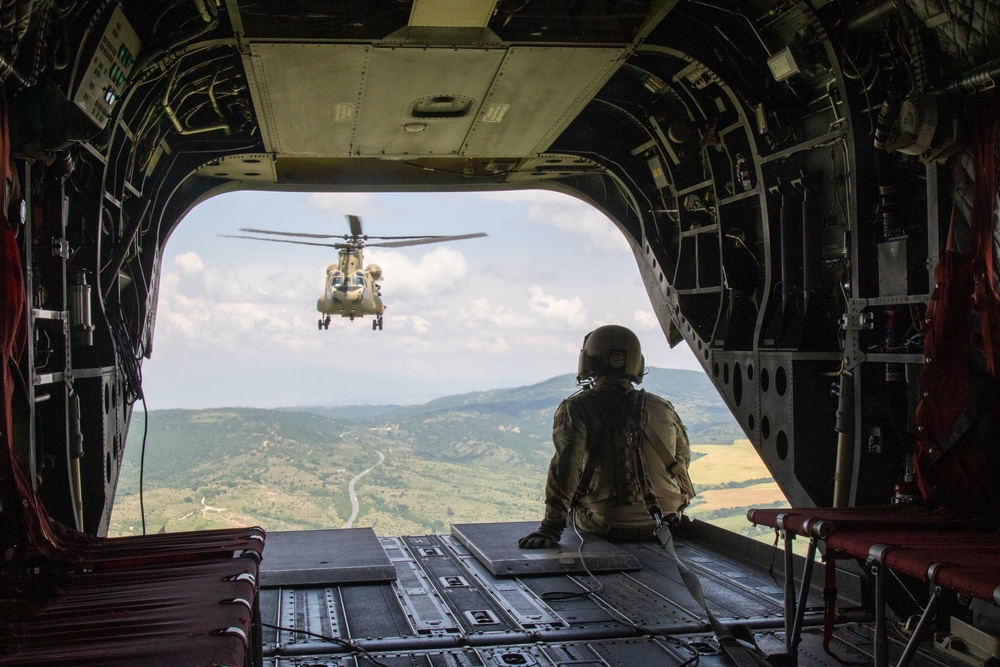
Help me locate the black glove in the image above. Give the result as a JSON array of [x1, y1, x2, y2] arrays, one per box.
[[518, 523, 562, 549]]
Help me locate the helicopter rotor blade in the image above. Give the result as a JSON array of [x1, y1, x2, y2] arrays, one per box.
[[219, 234, 344, 249], [367, 232, 488, 249], [347, 214, 363, 238], [238, 227, 341, 239], [361, 234, 469, 240]]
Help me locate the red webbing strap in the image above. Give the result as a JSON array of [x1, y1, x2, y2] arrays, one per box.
[[0, 89, 87, 564], [970, 92, 999, 376], [913, 94, 1000, 512], [0, 214, 24, 557], [822, 551, 837, 652], [820, 549, 867, 665], [0, 86, 27, 562]]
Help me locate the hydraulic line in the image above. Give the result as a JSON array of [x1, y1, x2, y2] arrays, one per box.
[[942, 58, 1000, 95], [796, 178, 812, 314], [845, 0, 896, 32], [833, 368, 856, 507], [68, 389, 84, 530], [161, 61, 230, 136], [779, 187, 790, 312]]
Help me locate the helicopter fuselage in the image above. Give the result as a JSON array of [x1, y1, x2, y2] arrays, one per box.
[[316, 248, 384, 323]]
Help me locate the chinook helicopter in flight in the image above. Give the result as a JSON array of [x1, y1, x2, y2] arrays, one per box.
[[223, 215, 486, 331]]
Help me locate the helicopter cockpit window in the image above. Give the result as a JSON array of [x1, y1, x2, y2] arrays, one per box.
[[351, 272, 365, 287], [330, 272, 344, 287]]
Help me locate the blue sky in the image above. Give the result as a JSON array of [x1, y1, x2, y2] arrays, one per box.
[[142, 189, 701, 408]]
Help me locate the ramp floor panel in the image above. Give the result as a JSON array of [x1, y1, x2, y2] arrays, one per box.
[[260, 527, 395, 587], [263, 630, 903, 666], [619, 541, 787, 620], [259, 521, 971, 667], [451, 521, 642, 576]]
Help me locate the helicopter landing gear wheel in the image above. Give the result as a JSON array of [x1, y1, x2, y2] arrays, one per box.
[[373, 315, 383, 331], [320, 315, 331, 330]]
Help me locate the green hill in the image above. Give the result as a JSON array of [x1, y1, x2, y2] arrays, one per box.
[[112, 368, 747, 537], [290, 368, 743, 455]]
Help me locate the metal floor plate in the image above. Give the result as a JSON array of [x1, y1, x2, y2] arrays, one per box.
[[259, 522, 971, 667], [260, 527, 395, 586], [451, 521, 642, 577]]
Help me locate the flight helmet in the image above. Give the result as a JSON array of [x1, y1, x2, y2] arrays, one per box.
[[577, 325, 644, 384]]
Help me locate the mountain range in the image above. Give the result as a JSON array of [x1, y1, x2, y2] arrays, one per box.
[[112, 368, 747, 536]]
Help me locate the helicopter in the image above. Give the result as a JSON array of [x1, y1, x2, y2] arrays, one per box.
[[222, 215, 486, 331]]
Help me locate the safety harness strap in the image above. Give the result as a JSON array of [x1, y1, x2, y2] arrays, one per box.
[[629, 388, 696, 502], [655, 522, 767, 667]]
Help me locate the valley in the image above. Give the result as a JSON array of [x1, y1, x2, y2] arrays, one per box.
[[110, 368, 786, 540]]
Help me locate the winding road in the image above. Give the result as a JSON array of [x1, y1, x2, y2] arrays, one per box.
[[341, 448, 385, 529]]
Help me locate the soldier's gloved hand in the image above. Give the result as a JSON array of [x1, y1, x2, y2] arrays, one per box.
[[518, 524, 562, 549]]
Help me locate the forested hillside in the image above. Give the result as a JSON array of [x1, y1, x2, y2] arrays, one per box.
[[111, 368, 779, 537]]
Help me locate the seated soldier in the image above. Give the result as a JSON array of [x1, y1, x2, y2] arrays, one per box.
[[519, 325, 695, 547]]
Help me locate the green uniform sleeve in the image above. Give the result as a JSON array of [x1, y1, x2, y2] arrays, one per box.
[[541, 398, 588, 532]]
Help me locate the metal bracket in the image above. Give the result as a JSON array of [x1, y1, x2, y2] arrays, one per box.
[[464, 609, 499, 626], [840, 311, 874, 331], [841, 299, 874, 370], [417, 547, 443, 557], [51, 237, 69, 259], [440, 575, 469, 588]]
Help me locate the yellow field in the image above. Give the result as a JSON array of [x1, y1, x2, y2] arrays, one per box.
[[685, 439, 789, 545], [696, 483, 786, 508], [689, 439, 772, 485]]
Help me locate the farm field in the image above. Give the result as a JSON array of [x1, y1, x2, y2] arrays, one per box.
[[687, 440, 788, 542]]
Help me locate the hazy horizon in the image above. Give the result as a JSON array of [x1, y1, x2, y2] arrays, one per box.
[[136, 365, 711, 412]]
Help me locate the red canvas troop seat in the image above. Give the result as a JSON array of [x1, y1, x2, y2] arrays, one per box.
[[44, 525, 266, 572], [746, 506, 1000, 667], [745, 505, 977, 539], [826, 530, 1000, 604], [1, 556, 261, 667], [1, 213, 267, 666]]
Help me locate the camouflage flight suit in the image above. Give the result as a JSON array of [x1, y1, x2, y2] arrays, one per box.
[[541, 376, 694, 541]]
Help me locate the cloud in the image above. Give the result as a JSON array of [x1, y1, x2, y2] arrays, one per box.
[[480, 189, 632, 253], [153, 261, 327, 354], [526, 203, 632, 253], [367, 247, 470, 299], [516, 332, 580, 355], [632, 309, 660, 331], [174, 251, 204, 274], [477, 190, 571, 205], [404, 315, 430, 334], [527, 286, 587, 328], [307, 193, 377, 216], [460, 297, 535, 329], [465, 336, 510, 353]]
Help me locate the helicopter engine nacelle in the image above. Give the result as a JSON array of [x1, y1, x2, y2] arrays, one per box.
[[365, 264, 383, 281]]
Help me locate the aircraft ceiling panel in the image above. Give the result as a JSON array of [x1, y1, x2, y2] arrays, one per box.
[[409, 0, 500, 28], [461, 46, 627, 158], [352, 46, 507, 158], [247, 43, 371, 156]]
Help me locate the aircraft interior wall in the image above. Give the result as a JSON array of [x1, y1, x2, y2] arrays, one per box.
[[0, 2, 999, 662]]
